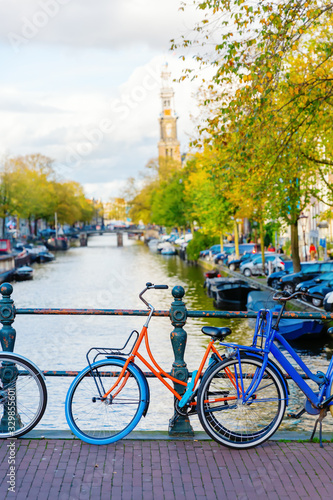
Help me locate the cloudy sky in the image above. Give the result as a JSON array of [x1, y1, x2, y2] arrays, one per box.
[[0, 0, 205, 201]]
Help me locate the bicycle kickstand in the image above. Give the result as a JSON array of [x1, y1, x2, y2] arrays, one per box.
[[310, 408, 328, 448]]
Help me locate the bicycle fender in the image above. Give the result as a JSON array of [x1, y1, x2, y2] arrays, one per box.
[[0, 351, 46, 380], [104, 356, 150, 417], [240, 352, 290, 403], [128, 362, 150, 417]]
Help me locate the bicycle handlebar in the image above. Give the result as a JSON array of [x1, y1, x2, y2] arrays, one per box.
[[139, 283, 169, 309], [273, 290, 303, 302], [145, 282, 168, 290]]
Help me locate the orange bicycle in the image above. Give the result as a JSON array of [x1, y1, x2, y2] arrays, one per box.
[[65, 282, 239, 445]]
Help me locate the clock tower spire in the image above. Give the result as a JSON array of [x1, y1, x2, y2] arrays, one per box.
[[158, 63, 181, 165]]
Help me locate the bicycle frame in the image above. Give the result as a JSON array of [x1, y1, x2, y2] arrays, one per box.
[[271, 332, 333, 408], [221, 308, 333, 409], [100, 321, 224, 404]]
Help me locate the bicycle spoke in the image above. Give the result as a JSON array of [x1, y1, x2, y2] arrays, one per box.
[[66, 359, 147, 444], [197, 356, 286, 449]]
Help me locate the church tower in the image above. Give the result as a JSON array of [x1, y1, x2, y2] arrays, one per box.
[[158, 64, 181, 165]]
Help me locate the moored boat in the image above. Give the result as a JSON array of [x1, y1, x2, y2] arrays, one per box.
[[0, 254, 15, 284], [205, 277, 259, 308], [45, 236, 69, 251], [246, 290, 325, 340], [161, 244, 176, 255], [1, 239, 31, 267], [14, 265, 33, 281], [35, 250, 55, 263]]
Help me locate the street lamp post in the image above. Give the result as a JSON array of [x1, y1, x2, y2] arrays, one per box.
[[299, 213, 308, 262]]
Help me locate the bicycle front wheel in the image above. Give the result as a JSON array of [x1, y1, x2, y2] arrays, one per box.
[[0, 352, 47, 438], [65, 358, 148, 445], [197, 355, 287, 449]]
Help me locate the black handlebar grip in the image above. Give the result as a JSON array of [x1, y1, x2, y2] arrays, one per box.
[[154, 285, 168, 289]]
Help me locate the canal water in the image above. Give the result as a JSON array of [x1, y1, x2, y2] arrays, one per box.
[[10, 234, 333, 434]]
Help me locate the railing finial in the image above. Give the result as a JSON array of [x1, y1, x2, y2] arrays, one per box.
[[169, 285, 194, 436], [0, 282, 16, 352]]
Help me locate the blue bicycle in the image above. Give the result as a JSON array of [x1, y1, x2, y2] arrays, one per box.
[[197, 291, 333, 449]]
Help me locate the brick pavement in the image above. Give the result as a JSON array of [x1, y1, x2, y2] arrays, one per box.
[[0, 439, 332, 500]]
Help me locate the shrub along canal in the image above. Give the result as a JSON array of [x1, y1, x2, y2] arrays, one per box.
[[10, 234, 333, 435]]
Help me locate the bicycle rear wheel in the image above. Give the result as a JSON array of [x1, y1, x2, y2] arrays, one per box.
[[197, 355, 287, 449], [0, 352, 47, 438], [65, 358, 148, 445]]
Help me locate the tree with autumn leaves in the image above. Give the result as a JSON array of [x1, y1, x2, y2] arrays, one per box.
[[0, 154, 94, 235], [166, 0, 333, 270], [124, 2, 333, 268]]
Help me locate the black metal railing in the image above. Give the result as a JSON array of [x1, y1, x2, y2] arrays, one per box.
[[1, 282, 332, 435]]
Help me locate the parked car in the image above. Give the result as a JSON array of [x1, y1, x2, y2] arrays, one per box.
[[229, 243, 260, 259], [277, 261, 333, 294], [267, 261, 294, 289], [295, 271, 333, 297], [200, 244, 221, 259], [323, 291, 333, 312], [303, 281, 333, 307], [271, 255, 293, 273], [228, 252, 260, 271], [240, 254, 280, 277], [215, 243, 260, 265]]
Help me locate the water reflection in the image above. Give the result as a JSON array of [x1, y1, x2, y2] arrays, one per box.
[[9, 234, 333, 434]]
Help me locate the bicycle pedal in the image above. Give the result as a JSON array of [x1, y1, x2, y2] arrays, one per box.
[[287, 408, 305, 419]]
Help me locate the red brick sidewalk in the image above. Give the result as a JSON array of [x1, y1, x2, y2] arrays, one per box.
[[0, 439, 332, 499]]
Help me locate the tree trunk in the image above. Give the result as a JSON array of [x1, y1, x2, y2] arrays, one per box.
[[260, 220, 265, 271], [291, 220, 301, 273], [234, 221, 239, 258], [28, 217, 33, 236], [220, 232, 224, 252]]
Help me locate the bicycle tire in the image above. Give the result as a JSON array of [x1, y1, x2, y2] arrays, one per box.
[[0, 352, 47, 438], [65, 357, 148, 445], [197, 354, 287, 449]]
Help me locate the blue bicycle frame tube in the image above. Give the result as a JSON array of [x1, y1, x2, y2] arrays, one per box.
[[271, 333, 333, 407], [221, 307, 333, 408]]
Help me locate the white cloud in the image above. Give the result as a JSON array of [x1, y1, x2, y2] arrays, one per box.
[[83, 180, 128, 201], [1, 0, 199, 50], [0, 1, 206, 201]]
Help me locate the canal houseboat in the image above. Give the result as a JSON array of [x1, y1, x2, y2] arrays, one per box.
[[205, 276, 260, 309], [0, 253, 15, 284]]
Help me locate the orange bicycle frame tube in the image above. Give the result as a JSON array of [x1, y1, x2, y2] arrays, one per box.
[[102, 325, 226, 402]]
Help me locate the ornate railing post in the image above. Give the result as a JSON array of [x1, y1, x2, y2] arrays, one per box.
[[0, 282, 22, 433], [169, 285, 194, 436], [0, 283, 16, 352]]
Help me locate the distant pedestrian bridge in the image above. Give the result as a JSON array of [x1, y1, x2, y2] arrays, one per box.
[[76, 226, 148, 247]]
